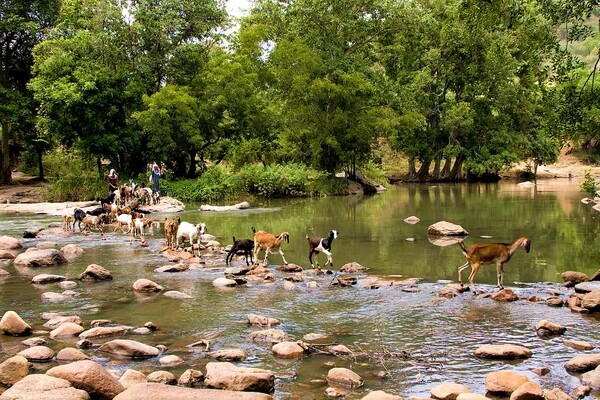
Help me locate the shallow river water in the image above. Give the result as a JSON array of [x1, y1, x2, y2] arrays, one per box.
[[0, 179, 599, 399]]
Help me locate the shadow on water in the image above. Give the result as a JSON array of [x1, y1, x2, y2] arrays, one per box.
[[0, 180, 598, 398]]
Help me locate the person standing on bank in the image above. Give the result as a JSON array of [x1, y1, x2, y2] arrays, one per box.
[[108, 169, 118, 195], [150, 162, 161, 193]]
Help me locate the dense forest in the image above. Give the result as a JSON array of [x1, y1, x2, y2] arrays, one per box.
[[2, 0, 600, 189]]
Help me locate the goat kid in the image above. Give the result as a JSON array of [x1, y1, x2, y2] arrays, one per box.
[[457, 236, 532, 294], [176, 221, 207, 247], [133, 217, 153, 239], [62, 214, 74, 231], [307, 230, 338, 269], [164, 217, 179, 249], [226, 237, 254, 266], [82, 214, 107, 233], [252, 229, 290, 266], [116, 213, 133, 233]]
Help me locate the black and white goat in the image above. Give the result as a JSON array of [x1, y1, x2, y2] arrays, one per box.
[[307, 230, 339, 269], [226, 237, 255, 266]]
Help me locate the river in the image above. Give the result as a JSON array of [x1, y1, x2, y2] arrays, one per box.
[[0, 179, 598, 398]]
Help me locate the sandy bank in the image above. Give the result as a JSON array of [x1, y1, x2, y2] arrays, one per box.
[[0, 196, 185, 216]]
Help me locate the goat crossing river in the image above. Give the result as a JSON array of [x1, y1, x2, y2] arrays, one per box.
[[0, 181, 597, 399]]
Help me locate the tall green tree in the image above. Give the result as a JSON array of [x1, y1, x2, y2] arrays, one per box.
[[389, 0, 559, 180], [241, 0, 402, 173], [0, 0, 60, 183]]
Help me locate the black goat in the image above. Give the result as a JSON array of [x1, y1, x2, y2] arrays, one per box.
[[73, 208, 87, 232], [307, 230, 339, 268], [86, 207, 107, 217], [226, 236, 255, 266], [96, 192, 116, 208]]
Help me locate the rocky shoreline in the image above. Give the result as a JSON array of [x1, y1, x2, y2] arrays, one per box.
[[0, 229, 598, 399]]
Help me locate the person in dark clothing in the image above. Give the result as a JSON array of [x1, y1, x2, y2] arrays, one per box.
[[150, 162, 161, 193], [108, 169, 118, 195]]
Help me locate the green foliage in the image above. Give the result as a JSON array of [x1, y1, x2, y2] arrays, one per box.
[[580, 170, 599, 197], [162, 163, 347, 202], [162, 165, 242, 202], [43, 149, 105, 201]]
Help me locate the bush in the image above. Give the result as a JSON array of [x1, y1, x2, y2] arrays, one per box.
[[161, 165, 242, 203], [44, 149, 106, 201], [162, 163, 348, 202], [580, 170, 599, 197]]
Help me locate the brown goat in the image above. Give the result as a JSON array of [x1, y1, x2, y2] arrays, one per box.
[[253, 229, 290, 266], [82, 214, 107, 233], [62, 214, 74, 231], [164, 217, 179, 249], [457, 236, 532, 294]]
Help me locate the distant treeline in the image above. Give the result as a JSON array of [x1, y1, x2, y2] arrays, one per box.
[[2, 0, 600, 185]]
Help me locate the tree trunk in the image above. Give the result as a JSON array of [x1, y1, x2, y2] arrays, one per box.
[[449, 154, 464, 180], [432, 153, 441, 180], [37, 148, 44, 180], [441, 157, 451, 179], [416, 159, 431, 180], [187, 151, 197, 178], [407, 158, 416, 177], [533, 160, 538, 180], [0, 121, 12, 184]]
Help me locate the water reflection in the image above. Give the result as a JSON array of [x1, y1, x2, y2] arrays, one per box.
[[0, 180, 597, 398]]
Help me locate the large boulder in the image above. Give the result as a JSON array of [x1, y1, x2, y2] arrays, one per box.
[[32, 273, 66, 284], [78, 264, 113, 281], [0, 374, 90, 400], [485, 371, 530, 394], [326, 368, 363, 389], [582, 290, 600, 311], [98, 339, 160, 359], [491, 289, 519, 302], [581, 365, 600, 389], [17, 345, 55, 362], [119, 369, 147, 389], [474, 344, 532, 359], [561, 271, 589, 287], [132, 279, 163, 293], [207, 349, 247, 362], [509, 381, 543, 400], [44, 315, 82, 329], [564, 353, 600, 372], [247, 314, 279, 327], [574, 281, 600, 294], [56, 348, 89, 362], [147, 371, 177, 385], [113, 383, 273, 400], [204, 362, 275, 393], [361, 391, 402, 400], [535, 320, 566, 337], [50, 322, 85, 339], [0, 355, 29, 388], [60, 244, 84, 262], [46, 360, 124, 400], [178, 369, 204, 388], [246, 329, 289, 344], [0, 236, 22, 250], [0, 311, 31, 336], [427, 221, 468, 236], [431, 382, 471, 400], [79, 326, 126, 339], [271, 342, 306, 359], [13, 249, 67, 268]]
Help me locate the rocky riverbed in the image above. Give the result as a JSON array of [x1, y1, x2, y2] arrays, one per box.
[[0, 226, 598, 400]]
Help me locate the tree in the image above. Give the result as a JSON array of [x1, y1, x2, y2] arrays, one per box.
[[388, 0, 560, 180], [241, 0, 403, 173], [0, 0, 60, 183]]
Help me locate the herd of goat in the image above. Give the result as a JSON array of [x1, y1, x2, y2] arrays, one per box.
[[58, 183, 533, 294], [59, 183, 340, 269]]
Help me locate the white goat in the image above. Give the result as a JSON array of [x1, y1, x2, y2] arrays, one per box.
[[176, 221, 207, 247], [116, 213, 133, 233]]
